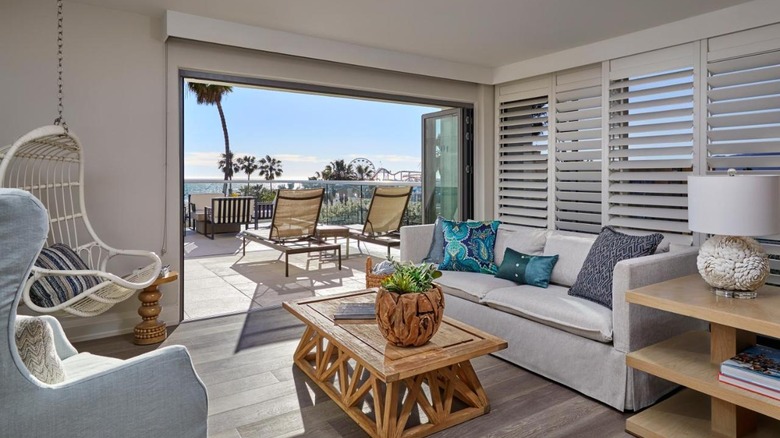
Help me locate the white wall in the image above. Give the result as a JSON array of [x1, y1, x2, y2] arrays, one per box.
[[0, 0, 171, 340], [0, 0, 492, 340]]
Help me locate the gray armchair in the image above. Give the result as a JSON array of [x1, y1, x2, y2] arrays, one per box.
[[0, 189, 208, 438]]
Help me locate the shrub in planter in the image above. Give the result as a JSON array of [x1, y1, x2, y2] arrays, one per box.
[[376, 262, 444, 347]]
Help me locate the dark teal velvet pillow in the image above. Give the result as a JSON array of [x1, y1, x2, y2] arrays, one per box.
[[495, 248, 559, 288], [439, 219, 500, 274]]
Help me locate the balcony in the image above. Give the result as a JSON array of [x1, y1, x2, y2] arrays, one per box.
[[182, 179, 418, 320]]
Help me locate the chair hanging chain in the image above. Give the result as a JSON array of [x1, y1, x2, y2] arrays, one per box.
[[53, 0, 68, 131]]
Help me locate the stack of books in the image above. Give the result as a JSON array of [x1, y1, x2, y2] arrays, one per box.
[[719, 344, 780, 400], [333, 303, 376, 324]]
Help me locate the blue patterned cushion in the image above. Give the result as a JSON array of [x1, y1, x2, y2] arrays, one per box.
[[495, 248, 559, 288], [568, 227, 663, 309], [29, 244, 102, 308], [439, 220, 500, 274]]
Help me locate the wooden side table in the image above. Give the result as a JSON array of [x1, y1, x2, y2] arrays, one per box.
[[134, 271, 178, 345], [625, 274, 780, 437]]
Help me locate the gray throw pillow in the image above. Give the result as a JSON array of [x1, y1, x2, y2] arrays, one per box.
[[568, 227, 663, 309], [15, 317, 67, 384], [422, 216, 445, 264]]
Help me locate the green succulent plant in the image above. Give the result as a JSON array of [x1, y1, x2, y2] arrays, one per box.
[[380, 261, 442, 294]]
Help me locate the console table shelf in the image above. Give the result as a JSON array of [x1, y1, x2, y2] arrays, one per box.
[[625, 274, 780, 438]]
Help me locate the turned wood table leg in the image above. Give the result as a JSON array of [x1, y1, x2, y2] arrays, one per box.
[[134, 271, 178, 345]]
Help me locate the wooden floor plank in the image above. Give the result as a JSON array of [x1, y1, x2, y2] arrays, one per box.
[[74, 308, 632, 438]]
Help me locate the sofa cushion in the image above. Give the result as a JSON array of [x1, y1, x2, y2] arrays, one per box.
[[543, 233, 596, 287], [439, 220, 500, 274], [569, 227, 663, 309], [482, 285, 613, 342], [495, 248, 558, 288], [494, 227, 549, 266], [434, 270, 518, 303]]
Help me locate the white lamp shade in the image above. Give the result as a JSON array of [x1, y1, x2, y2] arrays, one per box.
[[688, 175, 780, 236]]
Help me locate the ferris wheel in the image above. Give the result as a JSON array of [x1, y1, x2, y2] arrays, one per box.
[[349, 157, 376, 174]]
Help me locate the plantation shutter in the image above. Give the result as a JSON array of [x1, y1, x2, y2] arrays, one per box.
[[607, 44, 697, 245], [554, 66, 603, 233], [707, 25, 780, 284], [497, 95, 550, 227]]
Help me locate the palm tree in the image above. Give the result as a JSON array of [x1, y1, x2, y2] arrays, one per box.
[[217, 152, 240, 189], [187, 82, 233, 192], [355, 164, 374, 181], [236, 155, 259, 182], [322, 159, 357, 181], [258, 155, 283, 180]]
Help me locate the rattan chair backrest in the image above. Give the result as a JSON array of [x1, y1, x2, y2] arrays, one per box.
[[362, 186, 412, 235], [269, 188, 325, 241]]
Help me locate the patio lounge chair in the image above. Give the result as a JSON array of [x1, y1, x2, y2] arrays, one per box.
[[241, 188, 341, 277], [349, 186, 412, 257]]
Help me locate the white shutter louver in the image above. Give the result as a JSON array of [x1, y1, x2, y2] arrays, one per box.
[[707, 50, 780, 173], [555, 70, 602, 234], [608, 62, 695, 245], [708, 27, 780, 284], [497, 96, 549, 228]]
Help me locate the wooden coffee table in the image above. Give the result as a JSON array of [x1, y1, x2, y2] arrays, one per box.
[[283, 290, 507, 438]]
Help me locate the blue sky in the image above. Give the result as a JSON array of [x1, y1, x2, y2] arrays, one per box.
[[184, 83, 442, 179]]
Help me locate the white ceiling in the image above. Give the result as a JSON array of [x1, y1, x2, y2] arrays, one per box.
[[76, 0, 751, 68]]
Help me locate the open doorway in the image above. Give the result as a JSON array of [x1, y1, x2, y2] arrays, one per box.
[[179, 72, 473, 321]]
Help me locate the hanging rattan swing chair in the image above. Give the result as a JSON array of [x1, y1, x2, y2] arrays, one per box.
[[0, 1, 161, 317]]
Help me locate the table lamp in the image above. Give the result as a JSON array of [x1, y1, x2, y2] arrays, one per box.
[[688, 170, 780, 299]]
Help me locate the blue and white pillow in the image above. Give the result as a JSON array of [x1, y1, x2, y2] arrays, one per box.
[[439, 220, 500, 274], [29, 244, 102, 308]]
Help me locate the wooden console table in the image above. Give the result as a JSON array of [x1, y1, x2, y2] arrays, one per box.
[[133, 271, 178, 345], [625, 274, 780, 437]]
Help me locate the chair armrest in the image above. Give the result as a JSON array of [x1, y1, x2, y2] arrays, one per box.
[[204, 206, 213, 222], [53, 346, 208, 436], [400, 224, 434, 263], [612, 247, 706, 353]]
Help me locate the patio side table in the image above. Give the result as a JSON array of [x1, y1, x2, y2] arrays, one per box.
[[316, 225, 350, 258], [134, 271, 178, 345]]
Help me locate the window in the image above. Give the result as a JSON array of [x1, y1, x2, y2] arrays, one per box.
[[607, 46, 697, 245], [497, 96, 549, 228], [554, 66, 603, 233], [707, 25, 780, 284]]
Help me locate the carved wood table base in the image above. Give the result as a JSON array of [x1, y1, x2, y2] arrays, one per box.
[[285, 291, 506, 438], [294, 326, 490, 438]]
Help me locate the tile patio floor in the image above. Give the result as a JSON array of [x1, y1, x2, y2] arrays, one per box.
[[182, 228, 400, 321]]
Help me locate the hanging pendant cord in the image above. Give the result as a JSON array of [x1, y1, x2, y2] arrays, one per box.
[[53, 0, 68, 132]]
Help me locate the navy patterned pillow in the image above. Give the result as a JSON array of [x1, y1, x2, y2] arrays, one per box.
[[568, 227, 663, 309], [439, 220, 500, 274], [29, 244, 102, 308]]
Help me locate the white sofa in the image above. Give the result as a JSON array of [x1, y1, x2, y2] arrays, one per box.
[[400, 223, 705, 411]]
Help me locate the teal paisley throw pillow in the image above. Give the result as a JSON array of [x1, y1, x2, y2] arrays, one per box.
[[439, 220, 500, 274]]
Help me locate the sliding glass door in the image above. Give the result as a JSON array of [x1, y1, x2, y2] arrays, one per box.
[[422, 108, 472, 223]]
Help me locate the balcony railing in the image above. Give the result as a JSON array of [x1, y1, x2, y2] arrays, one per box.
[[184, 179, 422, 226]]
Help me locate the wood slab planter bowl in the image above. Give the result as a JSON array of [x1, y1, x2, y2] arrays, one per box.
[[375, 285, 445, 347]]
